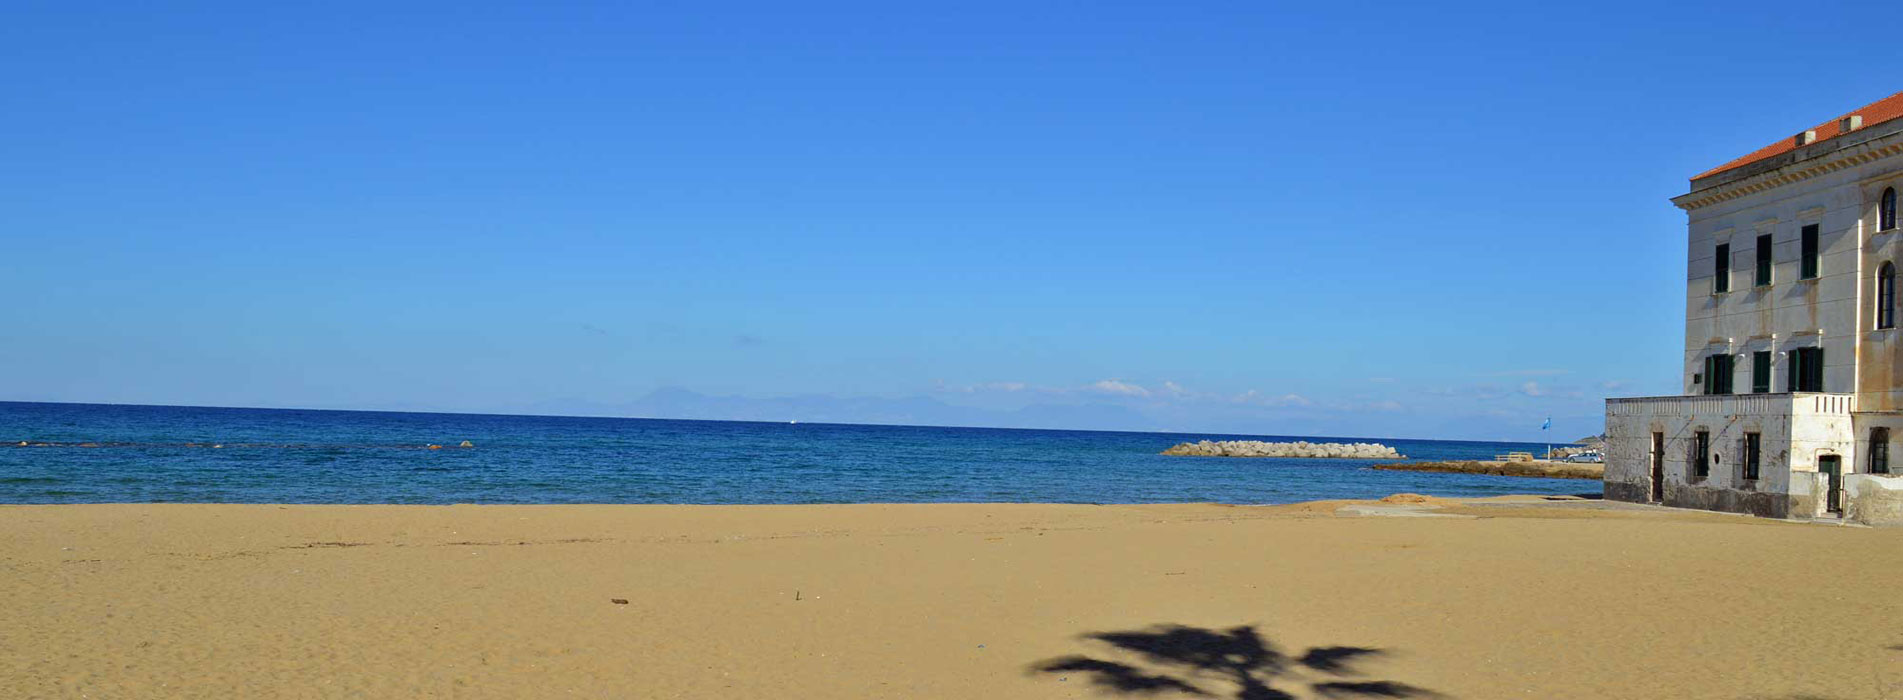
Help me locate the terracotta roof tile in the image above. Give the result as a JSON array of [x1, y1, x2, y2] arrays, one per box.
[[1693, 90, 1903, 181]]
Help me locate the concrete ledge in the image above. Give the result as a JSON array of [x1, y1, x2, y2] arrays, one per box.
[[1663, 482, 1804, 519]]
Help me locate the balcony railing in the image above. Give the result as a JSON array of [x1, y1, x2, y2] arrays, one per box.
[[1606, 392, 1856, 416]]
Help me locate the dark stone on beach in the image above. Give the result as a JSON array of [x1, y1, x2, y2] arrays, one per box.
[[610, 598, 629, 605]]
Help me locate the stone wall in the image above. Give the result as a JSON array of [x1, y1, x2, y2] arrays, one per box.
[[1845, 473, 1903, 525]]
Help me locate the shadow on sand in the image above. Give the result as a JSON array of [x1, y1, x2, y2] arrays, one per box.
[[1030, 623, 1441, 699]]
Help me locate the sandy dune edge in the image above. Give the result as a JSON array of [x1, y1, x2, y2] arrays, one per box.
[[3, 498, 1899, 699]]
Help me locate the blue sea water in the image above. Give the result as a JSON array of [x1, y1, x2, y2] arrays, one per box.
[[0, 401, 1593, 505]]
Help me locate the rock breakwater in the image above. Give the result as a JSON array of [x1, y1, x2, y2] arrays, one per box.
[[1371, 460, 1602, 480], [1161, 440, 1403, 459]]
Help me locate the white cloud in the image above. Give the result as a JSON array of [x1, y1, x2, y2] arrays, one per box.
[[1521, 381, 1545, 397], [943, 378, 1320, 409], [933, 380, 1030, 394], [1231, 389, 1311, 407], [1085, 379, 1152, 398], [1275, 393, 1313, 407]]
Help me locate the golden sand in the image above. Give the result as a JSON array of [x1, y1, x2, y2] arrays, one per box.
[[3, 498, 1899, 699]]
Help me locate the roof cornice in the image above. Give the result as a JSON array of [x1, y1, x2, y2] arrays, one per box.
[[1673, 136, 1903, 211]]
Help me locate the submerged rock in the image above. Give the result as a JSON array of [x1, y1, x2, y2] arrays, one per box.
[[1160, 440, 1403, 459]]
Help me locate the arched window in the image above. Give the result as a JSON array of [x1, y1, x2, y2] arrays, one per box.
[[1884, 187, 1898, 232], [1881, 262, 1897, 330]]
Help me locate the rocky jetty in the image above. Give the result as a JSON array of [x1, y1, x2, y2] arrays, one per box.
[[1161, 440, 1403, 459]]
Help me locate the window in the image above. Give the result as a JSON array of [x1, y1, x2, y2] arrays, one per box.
[[1882, 263, 1897, 330], [1752, 351, 1772, 393], [1703, 354, 1734, 395], [1788, 347, 1825, 392], [1883, 187, 1898, 232], [1713, 244, 1730, 293], [1871, 428, 1890, 475], [1743, 432, 1761, 481], [1801, 224, 1820, 279], [1755, 234, 1773, 286], [1693, 430, 1710, 479]]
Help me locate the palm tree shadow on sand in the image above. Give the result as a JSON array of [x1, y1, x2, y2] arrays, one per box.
[[1030, 624, 1442, 699]]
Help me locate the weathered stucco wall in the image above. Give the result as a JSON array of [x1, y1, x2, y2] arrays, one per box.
[[1685, 190, 1857, 397], [1681, 131, 1903, 406], [1845, 473, 1903, 525], [1604, 394, 1854, 518], [1787, 472, 1827, 519]]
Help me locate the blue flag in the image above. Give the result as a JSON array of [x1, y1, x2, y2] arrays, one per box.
[[1541, 417, 1551, 431]]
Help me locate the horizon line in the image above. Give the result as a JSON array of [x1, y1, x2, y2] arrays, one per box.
[[0, 398, 1579, 446]]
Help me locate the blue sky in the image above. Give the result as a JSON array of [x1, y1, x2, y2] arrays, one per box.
[[3, 1, 1897, 440]]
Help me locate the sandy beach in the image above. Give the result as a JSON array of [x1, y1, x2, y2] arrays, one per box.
[[4, 497, 1900, 699]]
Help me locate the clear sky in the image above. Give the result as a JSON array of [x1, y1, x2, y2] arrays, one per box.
[[4, 1, 1898, 440]]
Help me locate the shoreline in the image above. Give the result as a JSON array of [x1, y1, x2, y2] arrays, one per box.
[[5, 497, 1895, 699]]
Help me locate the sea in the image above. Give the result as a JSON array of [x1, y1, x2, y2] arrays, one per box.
[[0, 401, 1592, 505]]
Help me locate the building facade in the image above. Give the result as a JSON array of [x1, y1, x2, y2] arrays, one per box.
[[1604, 92, 1903, 524]]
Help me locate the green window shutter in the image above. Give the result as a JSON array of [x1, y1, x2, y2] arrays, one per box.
[[1801, 225, 1819, 279], [1752, 351, 1771, 393], [1714, 244, 1730, 293], [1694, 431, 1710, 478], [1704, 354, 1734, 395], [1872, 429, 1889, 475], [1788, 347, 1825, 392], [1744, 433, 1760, 480], [1789, 349, 1800, 392], [1756, 234, 1773, 285]]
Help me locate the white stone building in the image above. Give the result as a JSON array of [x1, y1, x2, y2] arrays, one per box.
[[1604, 91, 1903, 524]]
